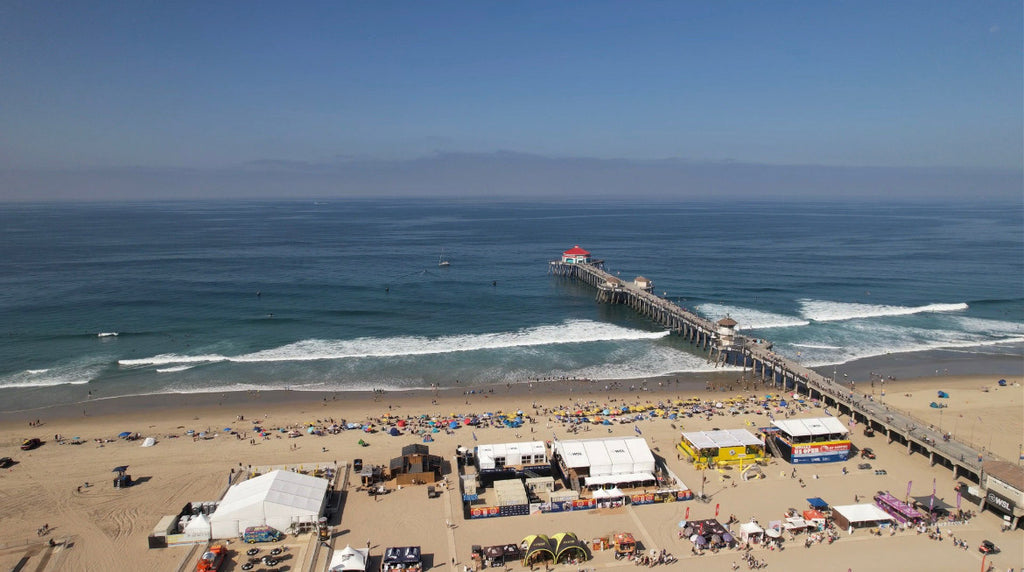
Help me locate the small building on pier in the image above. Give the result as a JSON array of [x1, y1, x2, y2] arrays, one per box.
[[716, 317, 738, 346], [561, 245, 592, 264], [677, 429, 765, 468], [765, 417, 850, 464], [634, 276, 653, 292]]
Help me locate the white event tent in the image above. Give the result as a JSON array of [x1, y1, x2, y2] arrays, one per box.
[[209, 470, 329, 539], [329, 545, 369, 571]]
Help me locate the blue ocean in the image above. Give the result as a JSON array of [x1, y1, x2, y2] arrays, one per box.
[[1, 200, 1021, 412]]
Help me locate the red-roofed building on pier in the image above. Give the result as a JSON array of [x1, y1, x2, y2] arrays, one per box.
[[561, 246, 592, 264]]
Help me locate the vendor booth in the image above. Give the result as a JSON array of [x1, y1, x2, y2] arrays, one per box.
[[678, 429, 765, 467], [329, 545, 369, 572], [831, 504, 896, 531], [738, 522, 764, 544], [382, 546, 422, 572], [521, 535, 554, 567]]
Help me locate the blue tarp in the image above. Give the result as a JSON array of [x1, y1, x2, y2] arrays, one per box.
[[807, 497, 828, 509]]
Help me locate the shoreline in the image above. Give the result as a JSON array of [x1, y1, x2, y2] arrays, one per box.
[[4, 347, 1020, 422]]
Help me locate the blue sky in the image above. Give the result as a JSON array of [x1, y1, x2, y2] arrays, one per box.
[[0, 1, 1021, 199]]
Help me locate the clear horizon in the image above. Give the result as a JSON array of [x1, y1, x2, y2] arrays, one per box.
[[1, 2, 1021, 201]]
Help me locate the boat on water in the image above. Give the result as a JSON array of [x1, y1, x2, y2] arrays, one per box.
[[438, 249, 450, 267]]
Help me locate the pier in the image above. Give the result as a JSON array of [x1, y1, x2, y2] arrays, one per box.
[[550, 254, 1002, 490]]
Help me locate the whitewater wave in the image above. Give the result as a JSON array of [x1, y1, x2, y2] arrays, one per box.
[[97, 332, 119, 337], [0, 361, 104, 390], [780, 318, 1024, 367], [695, 304, 809, 330], [799, 300, 968, 322], [119, 320, 672, 367], [156, 365, 194, 373]]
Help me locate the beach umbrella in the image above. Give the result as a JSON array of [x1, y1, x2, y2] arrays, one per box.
[[307, 426, 315, 434], [118, 431, 132, 438], [397, 420, 406, 427], [449, 421, 458, 429], [223, 427, 232, 432], [389, 427, 401, 436]]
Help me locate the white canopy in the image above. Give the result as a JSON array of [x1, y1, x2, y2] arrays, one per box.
[[476, 441, 547, 469], [591, 487, 625, 499], [553, 437, 655, 476], [772, 417, 848, 438], [183, 513, 211, 540], [584, 472, 656, 487], [739, 521, 763, 541], [832, 504, 895, 525], [682, 429, 763, 450], [209, 470, 328, 539], [141, 437, 156, 447], [329, 545, 369, 571]]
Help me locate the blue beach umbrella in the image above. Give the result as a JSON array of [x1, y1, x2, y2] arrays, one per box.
[[118, 431, 132, 438], [223, 427, 232, 432]]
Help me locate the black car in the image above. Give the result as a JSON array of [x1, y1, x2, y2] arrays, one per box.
[[979, 540, 999, 554], [20, 438, 41, 451], [860, 448, 875, 459], [353, 458, 363, 472]]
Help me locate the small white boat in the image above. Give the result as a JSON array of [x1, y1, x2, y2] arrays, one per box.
[[438, 249, 450, 267]]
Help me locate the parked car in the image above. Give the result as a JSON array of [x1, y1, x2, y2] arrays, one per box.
[[979, 540, 999, 554], [353, 458, 363, 472], [21, 438, 41, 451], [860, 447, 875, 459]]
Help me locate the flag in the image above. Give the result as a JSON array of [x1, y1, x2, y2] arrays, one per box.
[[930, 478, 936, 513], [634, 425, 642, 436], [472, 432, 477, 442], [715, 503, 720, 517], [685, 506, 690, 520]]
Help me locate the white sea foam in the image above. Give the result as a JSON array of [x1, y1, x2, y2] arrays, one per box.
[[782, 318, 1024, 367], [0, 362, 103, 389], [119, 320, 671, 367], [798, 299, 968, 322], [156, 365, 194, 373], [97, 332, 119, 337], [791, 343, 843, 350], [696, 304, 809, 330]]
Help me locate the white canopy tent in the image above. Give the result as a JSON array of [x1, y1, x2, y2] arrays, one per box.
[[182, 513, 211, 541], [209, 470, 328, 539], [329, 545, 369, 571], [738, 521, 764, 542], [476, 441, 547, 470], [831, 503, 896, 530], [552, 437, 655, 477]]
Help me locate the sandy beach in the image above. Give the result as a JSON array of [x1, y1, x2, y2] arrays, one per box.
[[1, 370, 1021, 572]]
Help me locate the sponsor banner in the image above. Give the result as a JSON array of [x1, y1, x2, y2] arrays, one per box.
[[540, 498, 597, 513], [630, 493, 656, 505], [985, 490, 1015, 515], [791, 450, 849, 464], [468, 506, 502, 519], [792, 441, 850, 457]]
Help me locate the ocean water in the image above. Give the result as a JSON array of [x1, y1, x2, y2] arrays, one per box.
[[0, 199, 1021, 412]]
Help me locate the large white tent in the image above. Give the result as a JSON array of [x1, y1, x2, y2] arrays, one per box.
[[476, 441, 548, 470], [209, 470, 329, 539], [552, 436, 656, 487], [329, 545, 369, 571]]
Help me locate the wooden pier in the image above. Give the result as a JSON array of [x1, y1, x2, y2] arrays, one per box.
[[550, 258, 997, 487]]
